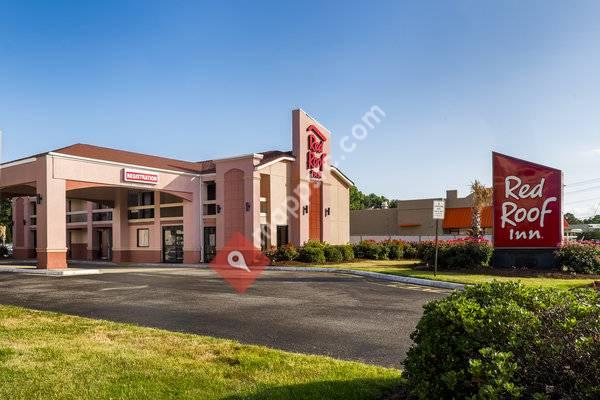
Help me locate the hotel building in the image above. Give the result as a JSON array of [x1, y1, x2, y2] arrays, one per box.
[[1, 109, 352, 269]]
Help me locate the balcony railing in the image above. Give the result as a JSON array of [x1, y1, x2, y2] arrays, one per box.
[[92, 208, 113, 222], [66, 211, 87, 224]]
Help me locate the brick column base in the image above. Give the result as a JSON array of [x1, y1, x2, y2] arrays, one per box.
[[184, 251, 201, 264], [37, 250, 68, 269]]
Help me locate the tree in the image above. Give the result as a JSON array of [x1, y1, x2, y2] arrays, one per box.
[[583, 215, 600, 224], [564, 212, 582, 225], [469, 180, 492, 238], [349, 186, 365, 210], [349, 186, 396, 210]]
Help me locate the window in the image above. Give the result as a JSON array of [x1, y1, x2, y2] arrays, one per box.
[[128, 191, 155, 220], [160, 192, 183, 204], [203, 203, 217, 216], [160, 206, 183, 218], [128, 191, 154, 207], [137, 228, 150, 247], [128, 208, 155, 219], [206, 182, 216, 201], [276, 225, 288, 248]]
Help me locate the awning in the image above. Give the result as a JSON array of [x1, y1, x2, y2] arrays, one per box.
[[443, 206, 492, 229]]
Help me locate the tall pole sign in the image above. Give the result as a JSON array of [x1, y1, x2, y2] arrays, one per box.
[[432, 199, 445, 277], [492, 152, 563, 268]]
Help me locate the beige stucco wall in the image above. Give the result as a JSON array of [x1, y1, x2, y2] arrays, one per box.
[[326, 173, 350, 244], [350, 190, 477, 237], [257, 161, 292, 248]]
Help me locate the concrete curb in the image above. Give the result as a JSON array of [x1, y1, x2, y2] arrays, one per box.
[[0, 267, 102, 276], [266, 266, 465, 290]]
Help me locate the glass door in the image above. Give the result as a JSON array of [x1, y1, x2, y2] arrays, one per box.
[[203, 227, 216, 263], [163, 225, 184, 263]]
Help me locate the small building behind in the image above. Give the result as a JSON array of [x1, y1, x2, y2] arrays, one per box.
[[350, 190, 492, 242]]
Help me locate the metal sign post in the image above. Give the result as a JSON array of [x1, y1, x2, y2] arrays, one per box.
[[432, 200, 445, 277]]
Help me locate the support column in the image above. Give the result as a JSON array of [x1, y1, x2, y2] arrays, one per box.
[[86, 202, 94, 260], [183, 187, 201, 264], [12, 198, 28, 259], [246, 171, 262, 250], [112, 189, 130, 263], [36, 157, 67, 269]]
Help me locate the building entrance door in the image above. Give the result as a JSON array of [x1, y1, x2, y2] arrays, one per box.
[[163, 225, 184, 263], [95, 228, 112, 261], [309, 182, 322, 241], [203, 227, 216, 263]]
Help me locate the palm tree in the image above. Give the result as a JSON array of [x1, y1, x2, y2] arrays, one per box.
[[469, 180, 492, 238]]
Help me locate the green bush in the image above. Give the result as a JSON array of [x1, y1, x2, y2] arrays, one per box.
[[323, 245, 343, 263], [555, 242, 600, 274], [303, 240, 327, 250], [264, 244, 299, 263], [334, 244, 354, 262], [403, 243, 418, 259], [420, 239, 493, 269], [298, 246, 326, 264], [404, 282, 600, 399], [383, 240, 404, 260], [354, 240, 388, 260]]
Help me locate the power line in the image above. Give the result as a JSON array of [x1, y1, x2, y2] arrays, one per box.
[[565, 177, 600, 187], [564, 197, 600, 205], [565, 185, 600, 194]]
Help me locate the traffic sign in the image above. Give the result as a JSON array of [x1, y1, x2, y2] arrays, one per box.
[[433, 200, 445, 220]]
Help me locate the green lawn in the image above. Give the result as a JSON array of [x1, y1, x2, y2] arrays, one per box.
[[0, 305, 401, 400], [302, 260, 598, 290]]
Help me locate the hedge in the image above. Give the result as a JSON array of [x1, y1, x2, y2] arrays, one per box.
[[420, 238, 493, 269], [404, 282, 600, 399], [555, 242, 600, 274]]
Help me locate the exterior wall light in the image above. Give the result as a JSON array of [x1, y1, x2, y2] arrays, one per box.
[[245, 202, 251, 212], [325, 207, 331, 217], [216, 205, 222, 214], [302, 205, 309, 215], [36, 194, 43, 204]]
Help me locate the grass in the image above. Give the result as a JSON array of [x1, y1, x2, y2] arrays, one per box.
[[0, 305, 402, 400], [294, 259, 598, 290]]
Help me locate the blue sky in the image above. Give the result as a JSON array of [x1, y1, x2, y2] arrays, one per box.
[[1, 1, 599, 217]]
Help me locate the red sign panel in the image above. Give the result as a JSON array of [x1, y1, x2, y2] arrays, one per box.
[[123, 169, 159, 185], [306, 124, 327, 180], [492, 152, 563, 248]]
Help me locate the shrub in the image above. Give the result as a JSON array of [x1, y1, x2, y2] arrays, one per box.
[[323, 245, 343, 263], [354, 240, 388, 260], [403, 243, 418, 259], [403, 282, 600, 399], [298, 246, 326, 264], [303, 240, 327, 250], [335, 244, 355, 262], [420, 238, 493, 269], [383, 240, 404, 260], [264, 244, 299, 263], [555, 242, 600, 274]]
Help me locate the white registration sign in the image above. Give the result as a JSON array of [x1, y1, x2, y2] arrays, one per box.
[[123, 168, 159, 185], [433, 200, 445, 220]]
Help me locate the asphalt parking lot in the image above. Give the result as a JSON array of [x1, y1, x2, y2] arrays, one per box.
[[0, 268, 449, 367]]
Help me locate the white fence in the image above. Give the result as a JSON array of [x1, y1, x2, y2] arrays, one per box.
[[350, 235, 493, 243]]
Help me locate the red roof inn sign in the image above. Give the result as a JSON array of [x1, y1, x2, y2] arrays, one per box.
[[492, 152, 563, 249], [123, 168, 159, 185], [306, 124, 327, 180]]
